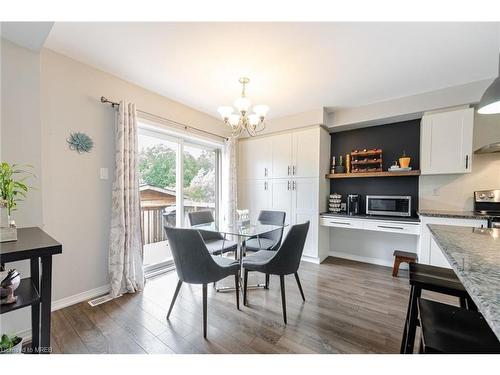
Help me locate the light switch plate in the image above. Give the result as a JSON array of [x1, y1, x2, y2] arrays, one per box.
[[100, 168, 109, 180]]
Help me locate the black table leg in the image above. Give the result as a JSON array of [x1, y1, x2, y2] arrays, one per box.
[[40, 256, 52, 353], [30, 257, 40, 354]]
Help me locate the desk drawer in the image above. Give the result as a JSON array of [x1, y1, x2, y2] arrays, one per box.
[[363, 220, 420, 235], [320, 217, 364, 229]]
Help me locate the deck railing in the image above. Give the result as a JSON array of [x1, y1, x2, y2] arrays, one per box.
[[141, 206, 168, 245]]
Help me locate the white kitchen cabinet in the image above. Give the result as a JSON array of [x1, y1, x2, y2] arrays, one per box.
[[293, 129, 320, 178], [271, 133, 293, 178], [420, 108, 474, 175], [238, 137, 272, 180], [239, 179, 271, 223], [237, 126, 331, 263], [419, 215, 487, 267]]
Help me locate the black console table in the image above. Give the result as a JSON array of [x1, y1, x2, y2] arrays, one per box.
[[0, 227, 62, 354]]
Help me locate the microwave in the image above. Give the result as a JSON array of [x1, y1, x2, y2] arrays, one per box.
[[366, 195, 412, 217]]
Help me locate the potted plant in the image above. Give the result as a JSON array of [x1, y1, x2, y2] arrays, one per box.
[[0, 162, 33, 242], [0, 334, 23, 354], [399, 151, 411, 169]]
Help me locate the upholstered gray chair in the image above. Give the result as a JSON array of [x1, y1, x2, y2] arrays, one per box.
[[243, 210, 286, 288], [164, 226, 240, 338], [242, 221, 310, 324], [188, 211, 237, 257]]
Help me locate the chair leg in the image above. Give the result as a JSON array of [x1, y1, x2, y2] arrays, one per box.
[[400, 285, 414, 353], [234, 274, 240, 310], [243, 269, 248, 306], [280, 275, 287, 324], [294, 272, 305, 301], [392, 258, 401, 277], [265, 274, 270, 289], [167, 280, 182, 320], [202, 284, 207, 339], [404, 286, 421, 354]]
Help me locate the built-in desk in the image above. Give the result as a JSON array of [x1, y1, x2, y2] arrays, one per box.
[[320, 213, 421, 235]]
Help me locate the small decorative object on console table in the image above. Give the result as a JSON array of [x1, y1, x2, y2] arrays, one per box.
[[0, 163, 33, 243], [350, 148, 383, 173], [0, 334, 23, 354], [236, 209, 250, 226], [0, 268, 21, 305]]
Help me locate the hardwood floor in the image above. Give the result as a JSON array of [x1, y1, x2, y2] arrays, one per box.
[[49, 257, 456, 354]]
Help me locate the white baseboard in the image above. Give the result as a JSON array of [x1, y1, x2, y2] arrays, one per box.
[[16, 284, 110, 340], [329, 251, 407, 269], [51, 284, 110, 311], [301, 255, 321, 264]]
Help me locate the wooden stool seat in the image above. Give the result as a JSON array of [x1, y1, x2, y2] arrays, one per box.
[[392, 250, 418, 277], [418, 298, 500, 353]]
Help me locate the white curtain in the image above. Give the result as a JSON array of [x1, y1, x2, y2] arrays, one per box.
[[109, 101, 145, 297], [221, 137, 238, 227]]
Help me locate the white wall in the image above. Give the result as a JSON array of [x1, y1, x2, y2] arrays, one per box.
[[1, 43, 228, 336], [419, 112, 500, 210], [0, 38, 43, 336]]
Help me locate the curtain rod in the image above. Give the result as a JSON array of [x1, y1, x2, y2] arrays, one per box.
[[100, 96, 228, 141]]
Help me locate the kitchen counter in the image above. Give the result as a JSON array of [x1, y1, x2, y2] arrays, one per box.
[[321, 212, 420, 222], [428, 224, 500, 340], [418, 209, 492, 220]]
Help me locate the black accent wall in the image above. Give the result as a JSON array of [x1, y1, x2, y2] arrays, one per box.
[[330, 119, 420, 215]]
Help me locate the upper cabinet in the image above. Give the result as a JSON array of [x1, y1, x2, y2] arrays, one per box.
[[420, 108, 474, 175], [271, 133, 293, 178], [239, 136, 272, 180]]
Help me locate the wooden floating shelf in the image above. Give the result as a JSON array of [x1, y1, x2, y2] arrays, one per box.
[[326, 170, 421, 179]]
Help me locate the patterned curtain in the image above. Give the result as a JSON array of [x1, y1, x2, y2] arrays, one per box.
[[221, 137, 238, 227], [108, 101, 145, 297]]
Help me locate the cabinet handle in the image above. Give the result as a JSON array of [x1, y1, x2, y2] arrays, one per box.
[[264, 167, 267, 177], [287, 180, 291, 190], [293, 166, 296, 175], [287, 166, 291, 176], [465, 155, 469, 169], [264, 181, 267, 190], [293, 180, 296, 190], [330, 221, 351, 226], [378, 225, 404, 230]]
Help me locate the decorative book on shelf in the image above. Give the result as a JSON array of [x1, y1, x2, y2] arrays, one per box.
[[350, 148, 383, 173]]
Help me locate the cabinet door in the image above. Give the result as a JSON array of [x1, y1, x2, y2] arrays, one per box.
[[239, 138, 272, 180], [429, 237, 451, 268], [293, 128, 319, 178], [239, 180, 271, 223], [421, 108, 474, 175], [292, 178, 318, 258], [270, 178, 293, 226], [271, 133, 293, 178]]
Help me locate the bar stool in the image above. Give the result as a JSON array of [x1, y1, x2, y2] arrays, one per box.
[[418, 298, 500, 353], [400, 263, 475, 354]]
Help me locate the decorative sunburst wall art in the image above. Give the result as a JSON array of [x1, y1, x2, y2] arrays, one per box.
[[67, 132, 94, 153]]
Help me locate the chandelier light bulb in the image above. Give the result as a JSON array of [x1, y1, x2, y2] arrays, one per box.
[[217, 106, 234, 119], [253, 104, 270, 118], [248, 114, 260, 126], [234, 96, 252, 113]]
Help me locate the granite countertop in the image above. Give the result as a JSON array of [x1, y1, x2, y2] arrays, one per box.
[[428, 224, 500, 340], [320, 212, 420, 223], [418, 209, 492, 219]]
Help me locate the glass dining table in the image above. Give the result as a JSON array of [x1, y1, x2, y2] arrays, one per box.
[[193, 221, 288, 292]]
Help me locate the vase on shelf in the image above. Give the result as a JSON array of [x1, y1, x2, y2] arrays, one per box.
[[0, 204, 17, 243]]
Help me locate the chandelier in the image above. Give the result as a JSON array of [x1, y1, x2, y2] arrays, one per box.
[[217, 77, 270, 137]]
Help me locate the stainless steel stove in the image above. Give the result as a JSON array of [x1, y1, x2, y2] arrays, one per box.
[[474, 189, 500, 228]]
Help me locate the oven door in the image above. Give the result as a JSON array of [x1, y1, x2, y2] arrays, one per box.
[[366, 195, 411, 217]]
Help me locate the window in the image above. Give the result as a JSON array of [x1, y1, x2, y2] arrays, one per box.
[[137, 122, 221, 275]]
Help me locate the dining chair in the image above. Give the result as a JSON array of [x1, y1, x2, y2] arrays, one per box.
[[243, 210, 286, 288], [164, 226, 240, 338], [242, 221, 310, 324], [188, 210, 238, 257]]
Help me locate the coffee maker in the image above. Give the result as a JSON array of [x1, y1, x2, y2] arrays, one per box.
[[347, 194, 361, 215]]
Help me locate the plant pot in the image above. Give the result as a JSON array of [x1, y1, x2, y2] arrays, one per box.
[[0, 337, 23, 354], [399, 157, 411, 168]]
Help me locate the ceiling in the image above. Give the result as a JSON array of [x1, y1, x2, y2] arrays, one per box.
[[1, 22, 53, 51], [44, 22, 500, 119]]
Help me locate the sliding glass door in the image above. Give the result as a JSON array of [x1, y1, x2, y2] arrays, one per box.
[[137, 124, 220, 275]]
